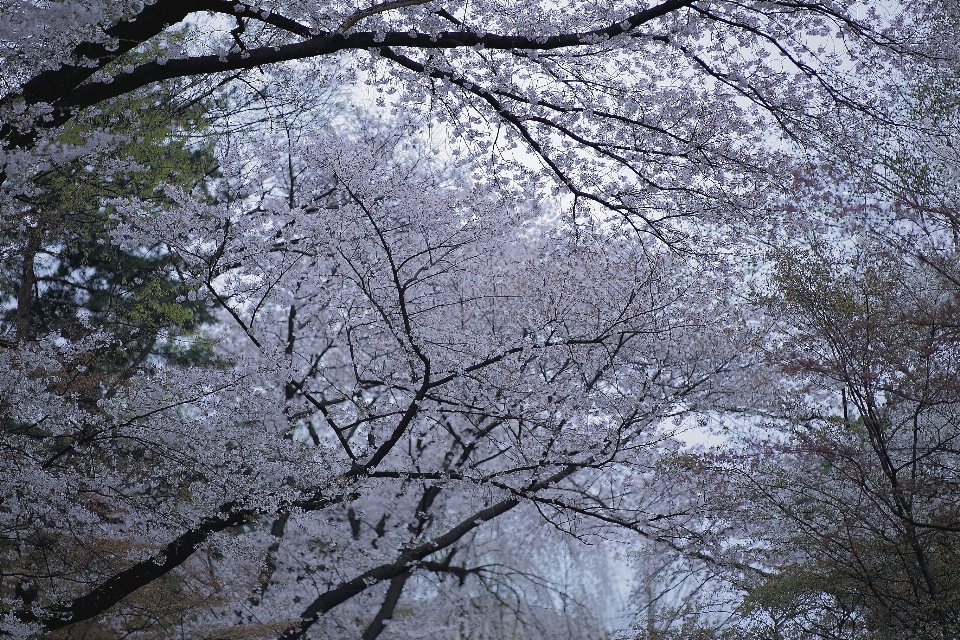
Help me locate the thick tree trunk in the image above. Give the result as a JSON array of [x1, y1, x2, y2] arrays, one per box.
[[14, 228, 40, 341]]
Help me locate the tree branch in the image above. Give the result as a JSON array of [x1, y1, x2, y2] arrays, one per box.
[[39, 504, 254, 631], [279, 465, 577, 639], [1, 0, 695, 162]]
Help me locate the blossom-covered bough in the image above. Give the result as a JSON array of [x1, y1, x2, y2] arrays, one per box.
[[0, 0, 954, 638], [3, 0, 942, 234]]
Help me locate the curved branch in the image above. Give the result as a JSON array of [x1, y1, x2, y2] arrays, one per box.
[[338, 0, 434, 34], [1, 0, 695, 164]]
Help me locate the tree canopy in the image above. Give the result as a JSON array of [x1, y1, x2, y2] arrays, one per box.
[[1, 1, 958, 639]]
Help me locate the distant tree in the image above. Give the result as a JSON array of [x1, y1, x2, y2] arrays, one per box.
[[678, 234, 960, 640]]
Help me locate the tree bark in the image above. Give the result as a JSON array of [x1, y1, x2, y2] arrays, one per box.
[[14, 227, 40, 341]]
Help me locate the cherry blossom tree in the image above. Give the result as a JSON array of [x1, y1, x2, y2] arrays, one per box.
[[2, 0, 957, 638], [1, 107, 751, 637]]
